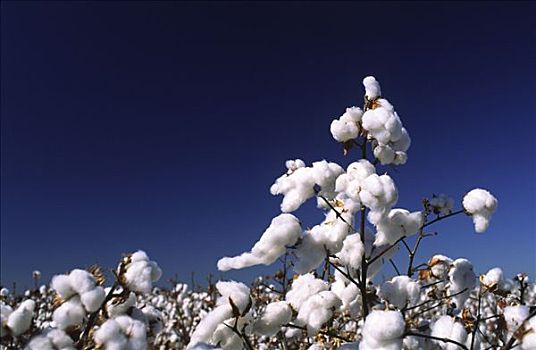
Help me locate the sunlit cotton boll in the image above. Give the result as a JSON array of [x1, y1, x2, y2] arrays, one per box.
[[286, 273, 328, 310], [252, 301, 292, 336], [521, 316, 536, 350], [270, 160, 343, 213], [124, 250, 162, 293], [217, 213, 302, 271], [362, 99, 403, 145], [379, 276, 420, 309], [50, 269, 106, 312], [430, 316, 468, 350], [335, 160, 376, 203], [363, 76, 381, 99], [359, 310, 405, 350], [94, 315, 147, 350], [52, 296, 86, 330], [6, 299, 35, 336], [335, 233, 365, 270], [462, 188, 498, 233], [503, 305, 529, 333], [372, 209, 424, 246], [296, 291, 341, 336], [359, 173, 398, 214], [330, 107, 363, 142], [25, 329, 76, 350], [481, 267, 504, 290], [447, 258, 476, 311], [0, 304, 13, 338]]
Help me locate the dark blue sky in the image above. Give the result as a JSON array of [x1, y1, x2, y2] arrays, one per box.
[[1, 1, 535, 289]]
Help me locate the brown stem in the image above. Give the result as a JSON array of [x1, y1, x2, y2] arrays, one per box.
[[405, 331, 469, 350]]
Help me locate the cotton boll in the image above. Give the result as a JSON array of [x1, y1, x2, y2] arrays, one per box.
[[212, 323, 243, 350], [447, 259, 476, 311], [379, 276, 420, 309], [1, 304, 13, 337], [68, 269, 97, 295], [481, 267, 504, 290], [331, 272, 361, 317], [359, 310, 405, 350], [359, 174, 398, 214], [335, 160, 376, 203], [364, 229, 398, 279], [52, 297, 86, 330], [373, 209, 424, 246], [431, 316, 468, 350], [187, 306, 233, 349], [293, 232, 326, 274], [428, 194, 454, 216], [217, 213, 302, 271], [107, 290, 137, 317], [336, 233, 365, 270], [80, 286, 106, 313], [296, 291, 341, 336], [6, 299, 35, 336], [462, 188, 498, 233], [253, 301, 292, 336], [503, 305, 529, 332], [373, 145, 396, 165], [363, 76, 381, 99], [428, 255, 453, 280], [521, 316, 536, 350], [114, 315, 147, 350], [286, 273, 328, 310], [124, 250, 162, 293], [51, 275, 76, 300], [25, 329, 76, 350], [215, 281, 251, 314], [330, 107, 363, 142]]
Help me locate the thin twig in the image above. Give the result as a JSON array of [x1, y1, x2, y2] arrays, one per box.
[[405, 331, 469, 350]]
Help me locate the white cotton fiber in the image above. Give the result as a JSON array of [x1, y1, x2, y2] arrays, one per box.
[[296, 291, 341, 335], [335, 233, 365, 270], [447, 258, 476, 310], [94, 315, 147, 350], [372, 209, 423, 246], [379, 276, 420, 309], [431, 316, 468, 350], [359, 310, 405, 350], [286, 273, 328, 310], [124, 250, 162, 293], [462, 188, 498, 233], [330, 107, 363, 142], [25, 329, 76, 350], [52, 296, 86, 330], [217, 213, 302, 271], [363, 76, 381, 99], [6, 299, 35, 336], [503, 305, 529, 332], [252, 301, 292, 336]]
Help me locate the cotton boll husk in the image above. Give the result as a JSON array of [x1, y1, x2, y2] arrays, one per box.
[[336, 233, 365, 270], [330, 107, 363, 142], [431, 316, 468, 350], [363, 76, 381, 99], [107, 290, 137, 318], [215, 281, 250, 313], [359, 310, 405, 350], [447, 259, 476, 311], [286, 273, 328, 310], [187, 305, 232, 349], [252, 301, 292, 336], [6, 299, 35, 336], [80, 286, 106, 312], [503, 305, 529, 332], [51, 274, 76, 300], [379, 276, 420, 309], [462, 188, 498, 233], [372, 209, 424, 246], [52, 297, 86, 330], [217, 213, 302, 271], [428, 255, 453, 281], [296, 291, 341, 336]]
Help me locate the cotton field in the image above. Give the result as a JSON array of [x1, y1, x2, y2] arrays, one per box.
[[2, 77, 535, 350]]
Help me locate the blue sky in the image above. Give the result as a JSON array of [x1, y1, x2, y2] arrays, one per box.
[[1, 2, 535, 290]]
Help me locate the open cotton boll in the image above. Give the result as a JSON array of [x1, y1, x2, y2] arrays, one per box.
[[481, 267, 504, 289], [330, 107, 363, 142], [215, 281, 251, 314], [80, 286, 106, 313], [331, 271, 361, 317], [428, 255, 453, 281], [372, 209, 424, 246], [296, 291, 341, 336], [217, 213, 301, 271], [521, 316, 536, 350], [447, 259, 476, 311], [359, 174, 398, 214], [462, 188, 498, 233], [379, 276, 420, 309], [335, 160, 376, 203], [106, 290, 137, 318], [428, 194, 454, 216], [503, 305, 529, 332], [1, 304, 13, 338], [335, 233, 365, 270], [270, 160, 343, 213], [51, 274, 76, 300], [52, 296, 86, 330], [362, 99, 403, 145], [286, 273, 328, 310], [359, 310, 405, 350], [124, 250, 162, 293], [253, 301, 292, 336], [364, 229, 398, 279], [212, 323, 243, 350], [187, 306, 233, 349], [94, 315, 147, 350], [363, 76, 381, 99], [431, 316, 468, 350], [6, 299, 35, 336], [25, 329, 76, 350], [68, 269, 98, 295]]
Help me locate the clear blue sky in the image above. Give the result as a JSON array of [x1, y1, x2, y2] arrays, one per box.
[[1, 1, 535, 290]]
